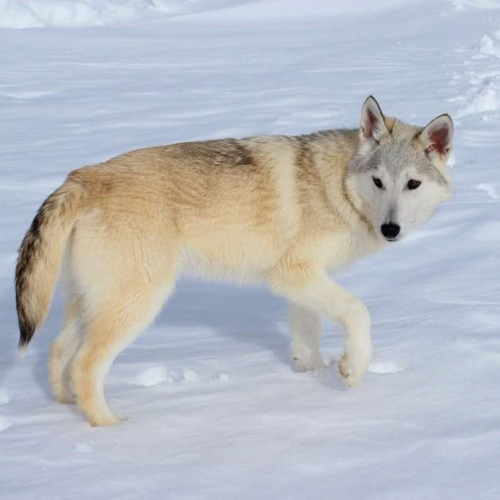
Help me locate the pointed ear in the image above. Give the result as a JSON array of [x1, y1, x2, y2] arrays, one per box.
[[418, 114, 453, 165], [360, 96, 390, 147]]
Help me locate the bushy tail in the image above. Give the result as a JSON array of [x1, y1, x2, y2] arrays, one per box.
[[15, 177, 86, 350]]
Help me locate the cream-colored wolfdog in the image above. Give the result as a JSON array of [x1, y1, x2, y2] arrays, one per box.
[[16, 96, 454, 426]]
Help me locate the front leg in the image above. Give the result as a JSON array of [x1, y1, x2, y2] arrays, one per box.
[[288, 303, 325, 372], [272, 265, 372, 387]]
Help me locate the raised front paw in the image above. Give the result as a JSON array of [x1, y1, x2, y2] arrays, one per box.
[[338, 351, 371, 387]]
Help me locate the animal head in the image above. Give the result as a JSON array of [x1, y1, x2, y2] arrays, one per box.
[[345, 96, 454, 243]]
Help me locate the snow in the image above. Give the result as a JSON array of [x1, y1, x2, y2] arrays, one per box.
[[0, 0, 416, 28], [476, 182, 499, 198], [73, 442, 93, 452], [1, 0, 500, 499], [451, 0, 500, 10], [479, 34, 500, 56], [0, 0, 241, 28], [130, 365, 172, 387], [367, 361, 406, 374]]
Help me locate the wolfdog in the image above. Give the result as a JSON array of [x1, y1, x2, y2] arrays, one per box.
[[15, 96, 454, 426]]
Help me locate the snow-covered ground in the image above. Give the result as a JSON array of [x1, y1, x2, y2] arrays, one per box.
[[2, 1, 500, 499]]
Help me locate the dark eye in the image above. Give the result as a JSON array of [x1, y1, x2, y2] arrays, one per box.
[[373, 177, 384, 189], [407, 179, 421, 190]]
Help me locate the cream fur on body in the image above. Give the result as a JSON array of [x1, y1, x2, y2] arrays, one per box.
[[15, 97, 454, 425]]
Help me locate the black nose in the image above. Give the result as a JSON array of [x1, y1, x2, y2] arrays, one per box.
[[381, 223, 400, 240]]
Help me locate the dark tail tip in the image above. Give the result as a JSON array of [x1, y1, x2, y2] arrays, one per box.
[[17, 314, 35, 351], [15, 211, 42, 353], [16, 265, 36, 351]]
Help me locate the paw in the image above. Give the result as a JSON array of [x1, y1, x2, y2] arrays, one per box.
[[338, 352, 371, 387], [52, 384, 76, 405], [88, 414, 125, 427], [55, 393, 76, 405], [293, 353, 325, 372]]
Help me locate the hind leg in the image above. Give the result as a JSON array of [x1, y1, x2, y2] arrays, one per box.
[[68, 206, 179, 425], [49, 296, 83, 404], [71, 280, 174, 426]]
